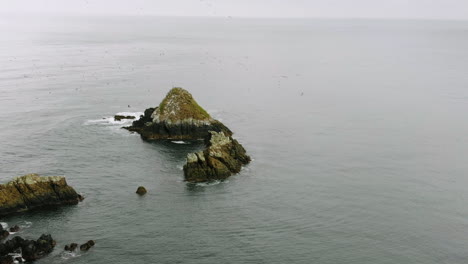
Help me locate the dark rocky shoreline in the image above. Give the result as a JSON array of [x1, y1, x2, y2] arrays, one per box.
[[0, 233, 56, 263]]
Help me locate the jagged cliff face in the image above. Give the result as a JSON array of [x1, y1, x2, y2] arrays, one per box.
[[0, 174, 81, 216], [125, 88, 232, 140], [183, 131, 251, 182]]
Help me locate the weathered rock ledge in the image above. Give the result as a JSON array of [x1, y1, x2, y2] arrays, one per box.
[[124, 87, 231, 140], [183, 131, 251, 182], [0, 174, 82, 216]]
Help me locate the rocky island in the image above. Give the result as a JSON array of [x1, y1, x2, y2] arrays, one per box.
[[125, 87, 250, 182], [125, 87, 231, 140], [0, 174, 82, 216]]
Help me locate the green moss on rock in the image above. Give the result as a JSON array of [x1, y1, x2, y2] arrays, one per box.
[[154, 87, 211, 122]]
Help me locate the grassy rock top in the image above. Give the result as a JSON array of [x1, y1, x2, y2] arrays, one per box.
[[152, 87, 211, 123]]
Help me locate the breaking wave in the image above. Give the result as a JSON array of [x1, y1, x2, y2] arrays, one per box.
[[84, 112, 143, 126]]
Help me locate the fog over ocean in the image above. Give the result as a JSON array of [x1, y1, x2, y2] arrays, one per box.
[[0, 16, 468, 263]]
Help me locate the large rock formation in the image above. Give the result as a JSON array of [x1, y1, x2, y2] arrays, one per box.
[[125, 87, 231, 140], [125, 87, 251, 182], [0, 174, 82, 216], [184, 131, 251, 182]]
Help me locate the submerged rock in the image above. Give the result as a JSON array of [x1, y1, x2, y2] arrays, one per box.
[[114, 115, 135, 121], [124, 87, 231, 140], [136, 186, 147, 195], [0, 234, 55, 262], [0, 174, 82, 216], [184, 131, 251, 182]]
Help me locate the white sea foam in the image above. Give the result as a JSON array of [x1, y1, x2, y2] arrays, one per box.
[[84, 112, 143, 126], [195, 180, 226, 187], [61, 250, 81, 260], [10, 253, 23, 263], [19, 221, 32, 229], [171, 141, 189, 144], [114, 111, 144, 118], [0, 222, 7, 229]]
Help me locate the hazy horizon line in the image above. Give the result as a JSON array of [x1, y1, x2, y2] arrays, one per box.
[[2, 12, 467, 22]]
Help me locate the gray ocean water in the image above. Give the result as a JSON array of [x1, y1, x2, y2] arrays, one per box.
[[0, 15, 468, 263]]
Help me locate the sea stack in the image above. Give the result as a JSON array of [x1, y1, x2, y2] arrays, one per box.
[[0, 174, 82, 216], [125, 87, 231, 140], [125, 87, 250, 182]]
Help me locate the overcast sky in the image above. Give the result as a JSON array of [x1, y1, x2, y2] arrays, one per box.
[[2, 0, 468, 20]]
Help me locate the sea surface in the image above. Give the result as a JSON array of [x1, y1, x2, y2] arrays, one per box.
[[0, 15, 468, 264]]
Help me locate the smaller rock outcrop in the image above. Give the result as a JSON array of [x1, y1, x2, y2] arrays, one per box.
[[114, 115, 135, 121], [0, 234, 55, 262], [0, 174, 82, 216], [0, 226, 8, 240], [64, 243, 78, 252], [184, 131, 251, 182], [136, 186, 147, 195], [127, 107, 155, 129], [8, 226, 19, 233], [79, 240, 95, 251], [65, 240, 95, 252]]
